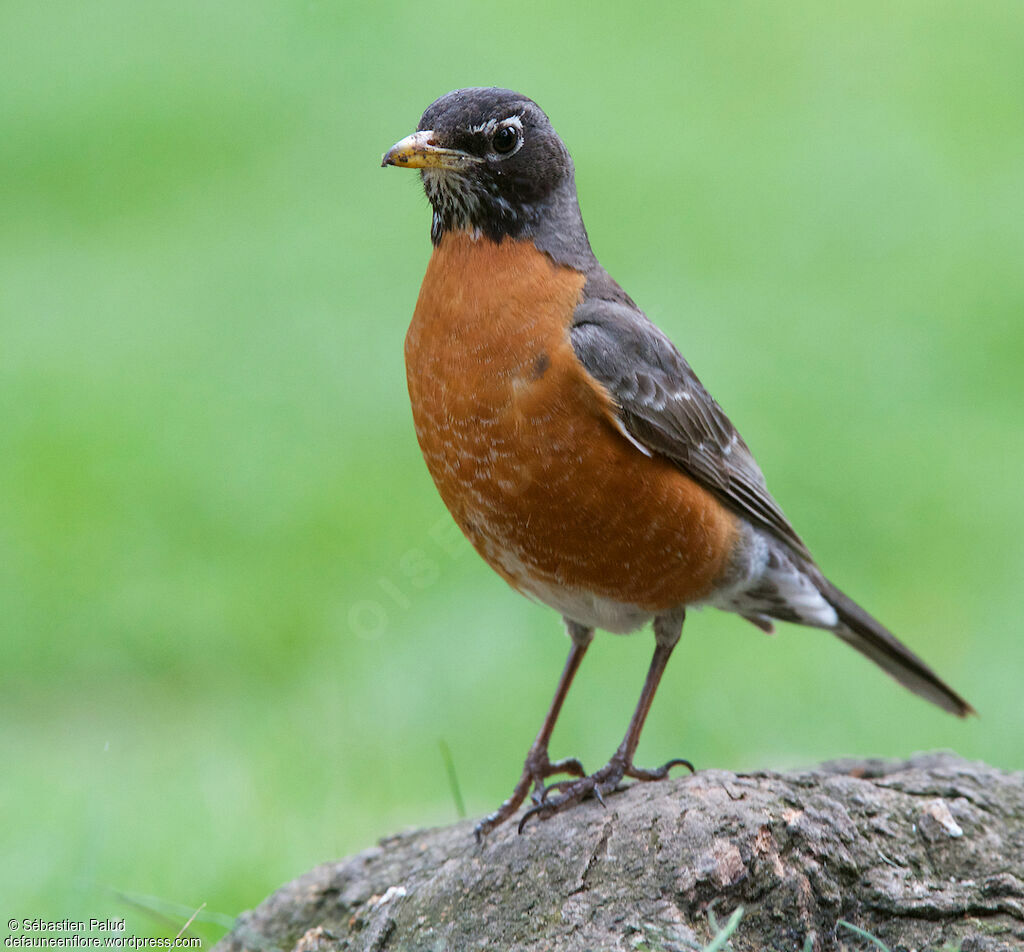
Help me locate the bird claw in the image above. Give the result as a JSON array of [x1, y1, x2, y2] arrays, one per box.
[[537, 777, 580, 803], [519, 770, 619, 832], [518, 754, 695, 833], [529, 756, 586, 805], [474, 749, 589, 840], [625, 757, 695, 781]]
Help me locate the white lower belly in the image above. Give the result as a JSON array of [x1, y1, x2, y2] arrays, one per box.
[[517, 575, 655, 634]]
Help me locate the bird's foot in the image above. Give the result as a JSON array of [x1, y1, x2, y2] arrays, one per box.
[[517, 754, 694, 833], [474, 746, 587, 841]]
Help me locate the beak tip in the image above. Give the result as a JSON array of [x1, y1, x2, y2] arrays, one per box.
[[381, 130, 460, 172]]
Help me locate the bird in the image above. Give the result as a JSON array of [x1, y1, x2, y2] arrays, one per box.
[[381, 87, 973, 838]]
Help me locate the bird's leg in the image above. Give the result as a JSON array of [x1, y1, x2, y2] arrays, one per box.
[[519, 610, 693, 832], [474, 621, 593, 840]]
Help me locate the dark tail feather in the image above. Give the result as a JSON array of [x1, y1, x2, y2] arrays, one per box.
[[820, 579, 975, 717]]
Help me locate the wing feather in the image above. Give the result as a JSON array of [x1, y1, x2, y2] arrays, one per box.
[[570, 298, 811, 559]]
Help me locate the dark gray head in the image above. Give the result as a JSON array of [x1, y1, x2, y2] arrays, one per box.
[[382, 88, 587, 249]]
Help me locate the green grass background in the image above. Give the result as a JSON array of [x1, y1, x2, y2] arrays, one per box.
[[2, 0, 1022, 942]]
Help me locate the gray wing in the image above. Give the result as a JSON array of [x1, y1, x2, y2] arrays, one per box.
[[570, 297, 811, 560]]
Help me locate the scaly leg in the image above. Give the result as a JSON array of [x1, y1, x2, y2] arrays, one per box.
[[474, 620, 593, 840], [519, 609, 693, 832]]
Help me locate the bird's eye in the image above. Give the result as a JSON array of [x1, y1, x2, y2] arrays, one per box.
[[492, 124, 520, 155]]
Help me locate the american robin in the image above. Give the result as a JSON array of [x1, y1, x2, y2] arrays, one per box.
[[381, 87, 973, 838]]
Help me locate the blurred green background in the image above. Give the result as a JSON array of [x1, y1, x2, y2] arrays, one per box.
[[2, 0, 1022, 942]]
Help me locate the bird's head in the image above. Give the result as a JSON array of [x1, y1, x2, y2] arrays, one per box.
[[382, 88, 576, 245]]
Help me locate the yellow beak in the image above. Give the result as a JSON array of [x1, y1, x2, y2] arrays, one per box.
[[381, 130, 481, 170]]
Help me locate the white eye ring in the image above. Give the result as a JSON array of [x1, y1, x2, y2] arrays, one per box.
[[490, 117, 524, 157]]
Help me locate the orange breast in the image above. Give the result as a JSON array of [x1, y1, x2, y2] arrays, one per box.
[[405, 231, 739, 613]]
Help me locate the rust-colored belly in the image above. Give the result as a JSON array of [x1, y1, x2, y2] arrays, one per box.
[[405, 231, 738, 613]]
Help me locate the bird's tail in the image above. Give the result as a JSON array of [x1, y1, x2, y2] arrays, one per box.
[[818, 578, 975, 718]]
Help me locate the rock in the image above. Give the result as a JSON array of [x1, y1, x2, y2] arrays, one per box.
[[217, 752, 1024, 951]]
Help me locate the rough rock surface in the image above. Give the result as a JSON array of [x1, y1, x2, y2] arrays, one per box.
[[217, 753, 1024, 951]]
